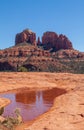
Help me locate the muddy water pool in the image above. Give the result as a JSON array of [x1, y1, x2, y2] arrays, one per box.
[[0, 88, 66, 122]]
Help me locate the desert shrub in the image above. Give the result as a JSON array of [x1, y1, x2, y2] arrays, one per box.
[[0, 108, 22, 130], [18, 66, 28, 72], [60, 59, 84, 74]]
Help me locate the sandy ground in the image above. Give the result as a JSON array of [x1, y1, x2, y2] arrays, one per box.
[[0, 72, 84, 130]]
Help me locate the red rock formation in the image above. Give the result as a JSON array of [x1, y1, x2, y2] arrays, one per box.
[[0, 44, 84, 72], [37, 37, 41, 45], [0, 29, 84, 72], [42, 32, 58, 50], [42, 32, 73, 51], [52, 49, 84, 59], [56, 34, 73, 50], [15, 29, 36, 45]]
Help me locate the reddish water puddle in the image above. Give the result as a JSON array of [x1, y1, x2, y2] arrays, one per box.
[[0, 88, 66, 122]]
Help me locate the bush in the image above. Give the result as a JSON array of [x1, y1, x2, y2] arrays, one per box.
[[0, 108, 22, 130], [18, 66, 28, 72]]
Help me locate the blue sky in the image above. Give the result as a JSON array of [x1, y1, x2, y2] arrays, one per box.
[[0, 0, 84, 51]]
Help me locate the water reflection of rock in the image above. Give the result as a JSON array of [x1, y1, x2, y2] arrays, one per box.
[[42, 88, 66, 102], [16, 91, 36, 104], [15, 88, 66, 104]]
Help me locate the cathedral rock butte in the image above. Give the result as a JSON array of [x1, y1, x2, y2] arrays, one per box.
[[0, 28, 84, 73], [15, 29, 73, 51]]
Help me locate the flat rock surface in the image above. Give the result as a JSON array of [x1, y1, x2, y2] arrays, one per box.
[[0, 72, 84, 130], [0, 98, 10, 108]]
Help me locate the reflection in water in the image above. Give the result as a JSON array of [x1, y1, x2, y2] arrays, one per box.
[[0, 88, 66, 122]]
